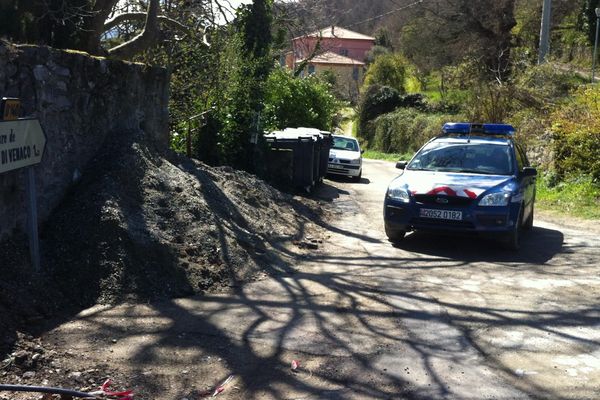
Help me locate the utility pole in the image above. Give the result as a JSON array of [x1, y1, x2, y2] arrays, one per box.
[[592, 8, 600, 82], [538, 0, 552, 64]]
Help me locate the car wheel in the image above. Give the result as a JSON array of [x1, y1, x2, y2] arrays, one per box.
[[353, 170, 362, 182], [385, 223, 405, 242], [504, 207, 523, 250], [523, 203, 534, 230]]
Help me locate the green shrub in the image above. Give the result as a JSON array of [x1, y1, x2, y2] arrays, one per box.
[[513, 63, 584, 108], [370, 109, 460, 154], [362, 150, 414, 161], [465, 83, 516, 122], [363, 53, 409, 93], [437, 62, 583, 124], [262, 67, 338, 131], [509, 108, 549, 150], [193, 114, 221, 166], [357, 85, 402, 144], [399, 93, 427, 110], [537, 173, 600, 219], [364, 45, 391, 65], [435, 60, 514, 122], [551, 85, 600, 182], [506, 64, 584, 168]]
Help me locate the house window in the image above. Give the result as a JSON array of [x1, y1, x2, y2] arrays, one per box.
[[352, 66, 359, 81], [340, 49, 349, 56], [308, 65, 316, 75]]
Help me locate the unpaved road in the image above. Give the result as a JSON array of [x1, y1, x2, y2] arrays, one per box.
[[42, 159, 600, 399]]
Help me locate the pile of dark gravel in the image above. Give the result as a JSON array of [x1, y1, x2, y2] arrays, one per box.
[[0, 130, 322, 358]]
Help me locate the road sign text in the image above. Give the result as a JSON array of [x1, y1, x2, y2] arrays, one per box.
[[0, 119, 46, 174]]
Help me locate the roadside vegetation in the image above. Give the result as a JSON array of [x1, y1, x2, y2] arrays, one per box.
[[362, 150, 413, 162], [262, 67, 339, 132], [347, 1, 600, 219], [537, 175, 600, 219], [2, 0, 598, 217]]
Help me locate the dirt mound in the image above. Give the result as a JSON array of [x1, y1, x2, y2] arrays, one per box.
[[0, 131, 322, 358]]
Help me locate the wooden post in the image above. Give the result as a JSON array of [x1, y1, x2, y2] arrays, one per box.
[[186, 120, 192, 158]]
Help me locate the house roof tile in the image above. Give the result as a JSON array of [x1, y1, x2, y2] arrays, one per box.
[[295, 26, 375, 41], [299, 51, 365, 66]]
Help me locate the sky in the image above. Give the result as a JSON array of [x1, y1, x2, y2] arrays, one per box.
[[228, 0, 253, 7], [217, 0, 295, 23]]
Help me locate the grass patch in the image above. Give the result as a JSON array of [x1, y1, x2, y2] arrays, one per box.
[[536, 174, 600, 219], [338, 107, 357, 137], [362, 149, 414, 162], [339, 106, 355, 120]]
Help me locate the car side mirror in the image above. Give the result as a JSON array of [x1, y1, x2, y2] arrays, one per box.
[[522, 167, 537, 177], [396, 161, 407, 170], [361, 149, 365, 154]]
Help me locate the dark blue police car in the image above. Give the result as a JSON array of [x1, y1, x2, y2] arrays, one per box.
[[383, 123, 537, 250]]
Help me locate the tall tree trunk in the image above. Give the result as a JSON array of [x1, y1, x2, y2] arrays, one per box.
[[108, 0, 160, 58], [80, 0, 120, 54]]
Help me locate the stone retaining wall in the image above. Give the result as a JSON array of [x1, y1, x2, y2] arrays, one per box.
[[0, 42, 169, 239]]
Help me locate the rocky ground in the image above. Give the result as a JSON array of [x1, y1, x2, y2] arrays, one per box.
[[0, 131, 325, 398]]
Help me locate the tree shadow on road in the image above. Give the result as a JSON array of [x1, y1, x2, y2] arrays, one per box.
[[325, 175, 371, 185], [392, 225, 565, 264], [310, 181, 350, 202], [49, 204, 599, 400], [11, 148, 596, 400]]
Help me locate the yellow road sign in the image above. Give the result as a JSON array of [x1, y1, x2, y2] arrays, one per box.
[[1, 98, 21, 121], [0, 119, 46, 174]]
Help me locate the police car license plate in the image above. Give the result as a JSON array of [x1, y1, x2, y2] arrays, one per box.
[[420, 208, 462, 221]]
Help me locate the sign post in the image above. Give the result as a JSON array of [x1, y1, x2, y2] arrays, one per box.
[[0, 98, 46, 271], [26, 167, 41, 271]]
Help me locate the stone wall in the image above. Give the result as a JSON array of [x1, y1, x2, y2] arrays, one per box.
[[0, 42, 169, 239]]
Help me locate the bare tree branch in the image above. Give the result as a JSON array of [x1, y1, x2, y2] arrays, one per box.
[[213, 0, 234, 25], [108, 0, 160, 58], [81, 0, 120, 53], [105, 12, 187, 34]]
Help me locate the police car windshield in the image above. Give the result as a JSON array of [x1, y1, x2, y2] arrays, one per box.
[[407, 142, 513, 175]]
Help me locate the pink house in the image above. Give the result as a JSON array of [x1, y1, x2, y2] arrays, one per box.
[[291, 26, 375, 64], [286, 26, 375, 101]]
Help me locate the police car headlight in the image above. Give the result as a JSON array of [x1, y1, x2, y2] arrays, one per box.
[[387, 186, 410, 203], [479, 192, 510, 206]]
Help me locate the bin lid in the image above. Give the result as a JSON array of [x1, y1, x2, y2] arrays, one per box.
[[265, 128, 318, 141], [265, 127, 333, 141], [296, 127, 333, 138]]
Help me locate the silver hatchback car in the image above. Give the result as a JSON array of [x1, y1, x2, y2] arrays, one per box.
[[327, 135, 363, 181]]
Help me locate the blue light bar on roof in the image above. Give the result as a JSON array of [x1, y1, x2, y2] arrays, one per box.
[[442, 122, 515, 136]]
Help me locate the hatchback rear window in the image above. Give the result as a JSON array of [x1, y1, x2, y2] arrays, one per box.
[[332, 137, 359, 152]]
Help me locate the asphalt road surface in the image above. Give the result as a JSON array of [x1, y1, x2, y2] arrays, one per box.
[[45, 159, 600, 399]]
